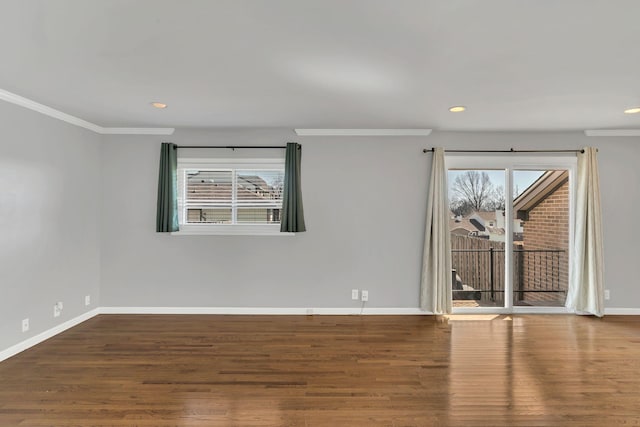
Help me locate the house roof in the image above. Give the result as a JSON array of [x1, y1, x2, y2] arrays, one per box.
[[451, 227, 472, 236], [450, 218, 479, 234], [513, 170, 568, 217], [485, 226, 505, 236], [187, 172, 278, 202], [450, 211, 500, 235], [472, 211, 497, 222]]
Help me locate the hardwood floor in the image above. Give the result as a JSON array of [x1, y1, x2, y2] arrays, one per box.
[[1, 314, 639, 426]]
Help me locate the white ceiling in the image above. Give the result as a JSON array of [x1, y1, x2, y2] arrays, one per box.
[[1, 0, 639, 131]]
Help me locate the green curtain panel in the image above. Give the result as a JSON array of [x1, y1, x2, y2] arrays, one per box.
[[280, 142, 306, 232], [156, 142, 179, 232]]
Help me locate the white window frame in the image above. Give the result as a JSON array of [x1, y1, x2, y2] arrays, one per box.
[[172, 158, 293, 236], [446, 153, 577, 314]]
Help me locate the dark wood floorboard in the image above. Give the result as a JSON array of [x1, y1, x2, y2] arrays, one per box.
[[1, 314, 639, 426]]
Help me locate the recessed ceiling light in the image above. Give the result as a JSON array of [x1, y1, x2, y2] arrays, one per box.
[[151, 102, 167, 109], [449, 106, 466, 113], [624, 107, 640, 114]]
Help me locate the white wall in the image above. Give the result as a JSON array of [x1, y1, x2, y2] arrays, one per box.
[[100, 129, 428, 309], [100, 128, 640, 310], [0, 101, 101, 351]]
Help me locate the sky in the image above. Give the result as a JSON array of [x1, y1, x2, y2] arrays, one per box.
[[448, 169, 545, 199]]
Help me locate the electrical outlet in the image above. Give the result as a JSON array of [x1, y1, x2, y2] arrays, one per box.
[[351, 289, 359, 300], [361, 290, 369, 302], [604, 289, 610, 300], [22, 318, 29, 332], [53, 302, 62, 318], [85, 295, 91, 306]]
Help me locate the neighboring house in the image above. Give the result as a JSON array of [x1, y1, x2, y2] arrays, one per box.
[[450, 211, 494, 240], [450, 210, 522, 242], [450, 213, 488, 239], [186, 172, 281, 223], [493, 209, 524, 241], [513, 170, 570, 304]]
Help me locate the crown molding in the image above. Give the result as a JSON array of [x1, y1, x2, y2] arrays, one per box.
[[101, 127, 175, 135], [584, 129, 640, 136], [0, 88, 103, 133], [0, 88, 174, 135], [294, 128, 432, 136]]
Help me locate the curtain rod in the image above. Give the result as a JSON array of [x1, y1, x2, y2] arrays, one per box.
[[422, 147, 585, 154], [174, 145, 287, 150]]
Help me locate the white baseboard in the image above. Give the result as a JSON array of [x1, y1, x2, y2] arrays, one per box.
[[99, 306, 430, 315], [0, 308, 100, 363]]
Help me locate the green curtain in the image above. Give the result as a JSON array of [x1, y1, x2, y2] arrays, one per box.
[[156, 142, 179, 232], [280, 142, 306, 232]]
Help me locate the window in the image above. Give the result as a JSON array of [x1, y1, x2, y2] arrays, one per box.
[[175, 158, 288, 235]]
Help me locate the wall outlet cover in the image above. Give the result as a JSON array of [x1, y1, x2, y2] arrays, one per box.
[[22, 318, 29, 332]]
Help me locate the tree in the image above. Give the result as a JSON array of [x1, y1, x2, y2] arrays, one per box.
[[486, 185, 505, 211], [450, 171, 495, 214], [270, 175, 284, 200], [450, 198, 475, 217]]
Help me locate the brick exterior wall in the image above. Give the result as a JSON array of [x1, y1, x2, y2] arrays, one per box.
[[518, 180, 569, 305]]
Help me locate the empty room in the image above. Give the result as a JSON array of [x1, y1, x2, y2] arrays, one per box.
[[1, 1, 640, 426]]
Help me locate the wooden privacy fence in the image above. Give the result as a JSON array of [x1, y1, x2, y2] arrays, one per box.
[[450, 234, 567, 305], [451, 235, 507, 304]]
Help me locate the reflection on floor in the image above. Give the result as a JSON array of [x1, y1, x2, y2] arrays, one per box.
[[454, 299, 566, 308], [1, 314, 639, 426]]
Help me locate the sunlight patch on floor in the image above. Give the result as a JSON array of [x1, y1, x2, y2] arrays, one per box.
[[444, 314, 513, 321]]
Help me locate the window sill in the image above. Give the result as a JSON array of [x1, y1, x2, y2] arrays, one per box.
[[171, 224, 295, 236]]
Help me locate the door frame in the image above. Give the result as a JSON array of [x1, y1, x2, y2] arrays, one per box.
[[446, 153, 577, 314]]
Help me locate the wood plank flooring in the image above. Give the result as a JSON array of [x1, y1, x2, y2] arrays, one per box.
[[1, 314, 639, 426]]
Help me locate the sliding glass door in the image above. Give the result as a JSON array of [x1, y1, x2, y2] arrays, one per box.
[[447, 156, 575, 313]]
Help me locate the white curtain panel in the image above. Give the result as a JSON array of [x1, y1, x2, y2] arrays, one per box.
[[566, 147, 605, 317], [420, 147, 452, 314]]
